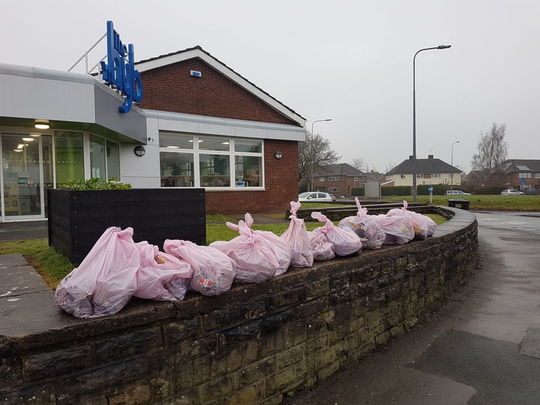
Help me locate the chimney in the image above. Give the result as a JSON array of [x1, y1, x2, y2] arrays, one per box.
[[428, 155, 434, 159]]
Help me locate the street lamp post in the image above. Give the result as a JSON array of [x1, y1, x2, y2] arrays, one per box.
[[450, 140, 460, 191], [310, 118, 332, 191], [412, 44, 451, 201]]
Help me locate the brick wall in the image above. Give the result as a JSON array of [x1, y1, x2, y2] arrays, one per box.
[[138, 57, 303, 213], [1, 208, 478, 405], [139, 58, 299, 126], [314, 176, 361, 196]]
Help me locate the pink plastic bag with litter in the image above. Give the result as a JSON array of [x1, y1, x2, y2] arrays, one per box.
[[164, 240, 235, 296], [210, 213, 292, 282], [307, 230, 335, 261], [280, 201, 314, 267], [386, 200, 436, 239], [372, 214, 415, 245], [134, 241, 193, 301], [310, 212, 362, 256], [338, 197, 386, 249], [55, 227, 140, 318]]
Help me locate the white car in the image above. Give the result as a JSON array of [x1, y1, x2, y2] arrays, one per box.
[[298, 192, 335, 202], [446, 190, 471, 196], [501, 189, 524, 195]]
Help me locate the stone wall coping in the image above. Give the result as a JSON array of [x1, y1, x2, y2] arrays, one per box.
[[0, 207, 476, 354]]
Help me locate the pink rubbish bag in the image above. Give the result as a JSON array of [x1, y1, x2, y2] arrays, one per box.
[[55, 227, 140, 318], [134, 241, 193, 301], [280, 201, 314, 267], [372, 214, 415, 245], [310, 212, 362, 256], [386, 200, 436, 239], [163, 240, 235, 296], [210, 213, 292, 282], [307, 230, 335, 261], [338, 197, 386, 249]]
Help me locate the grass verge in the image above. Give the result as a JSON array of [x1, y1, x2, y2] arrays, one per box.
[[1, 213, 446, 287], [386, 195, 540, 211]]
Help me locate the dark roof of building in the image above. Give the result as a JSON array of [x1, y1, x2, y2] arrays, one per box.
[[135, 45, 306, 121], [386, 157, 461, 175], [314, 163, 365, 177], [501, 159, 540, 173]]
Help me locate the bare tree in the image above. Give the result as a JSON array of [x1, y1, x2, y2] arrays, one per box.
[[351, 158, 365, 172], [384, 163, 396, 174], [299, 131, 340, 190], [471, 123, 508, 171]]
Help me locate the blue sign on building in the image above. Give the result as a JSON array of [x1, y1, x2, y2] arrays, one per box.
[[100, 21, 143, 113]]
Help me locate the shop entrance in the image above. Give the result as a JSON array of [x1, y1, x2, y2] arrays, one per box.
[[1, 134, 53, 221]]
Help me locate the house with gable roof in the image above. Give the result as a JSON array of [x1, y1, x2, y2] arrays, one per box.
[[385, 155, 462, 187], [0, 44, 306, 220]]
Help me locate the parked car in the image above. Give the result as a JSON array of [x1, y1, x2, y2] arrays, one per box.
[[446, 190, 471, 196], [501, 189, 524, 195], [524, 188, 539, 195], [298, 192, 334, 202]]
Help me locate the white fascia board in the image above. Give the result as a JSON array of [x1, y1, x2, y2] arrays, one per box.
[[144, 109, 306, 142], [135, 49, 306, 127]]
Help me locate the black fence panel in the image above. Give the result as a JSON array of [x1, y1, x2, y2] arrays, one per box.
[[48, 189, 206, 264]]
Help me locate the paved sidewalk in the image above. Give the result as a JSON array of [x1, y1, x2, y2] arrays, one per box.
[[289, 211, 540, 405], [0, 221, 48, 241]]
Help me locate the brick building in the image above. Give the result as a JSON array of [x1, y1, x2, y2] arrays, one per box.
[[135, 46, 306, 214], [0, 44, 306, 221], [313, 163, 366, 196], [465, 159, 540, 191]]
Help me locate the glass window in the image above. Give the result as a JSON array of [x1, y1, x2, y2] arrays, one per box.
[[2, 134, 41, 217], [199, 136, 230, 151], [160, 152, 194, 187], [160, 132, 193, 149], [200, 154, 230, 187], [235, 156, 261, 187], [235, 139, 262, 153], [106, 142, 120, 180], [42, 135, 53, 215], [54, 131, 84, 185], [90, 135, 106, 180]]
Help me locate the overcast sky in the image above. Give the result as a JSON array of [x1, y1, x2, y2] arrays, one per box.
[[2, 0, 539, 172]]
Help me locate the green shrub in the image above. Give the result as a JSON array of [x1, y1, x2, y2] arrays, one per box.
[[58, 178, 132, 191], [351, 187, 365, 196], [472, 185, 507, 195], [381, 186, 410, 196], [382, 184, 451, 196]]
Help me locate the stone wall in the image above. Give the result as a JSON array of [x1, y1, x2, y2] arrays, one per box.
[[0, 208, 478, 405]]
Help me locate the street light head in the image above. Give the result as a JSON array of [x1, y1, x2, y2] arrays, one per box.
[[437, 45, 451, 49]]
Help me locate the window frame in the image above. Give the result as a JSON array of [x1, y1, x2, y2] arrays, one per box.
[[83, 133, 121, 182], [159, 133, 265, 191]]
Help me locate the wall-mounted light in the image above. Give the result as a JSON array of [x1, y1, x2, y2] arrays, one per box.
[[274, 151, 283, 159], [134, 145, 146, 157], [22, 137, 34, 142], [14, 149, 23, 153], [34, 119, 50, 129]]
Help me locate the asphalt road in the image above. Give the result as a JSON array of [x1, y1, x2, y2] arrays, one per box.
[[289, 211, 540, 405]]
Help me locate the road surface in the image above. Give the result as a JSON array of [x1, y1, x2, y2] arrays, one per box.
[[289, 211, 540, 405]]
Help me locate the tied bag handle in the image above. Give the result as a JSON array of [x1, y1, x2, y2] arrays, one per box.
[[355, 197, 368, 217], [289, 201, 301, 218]]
